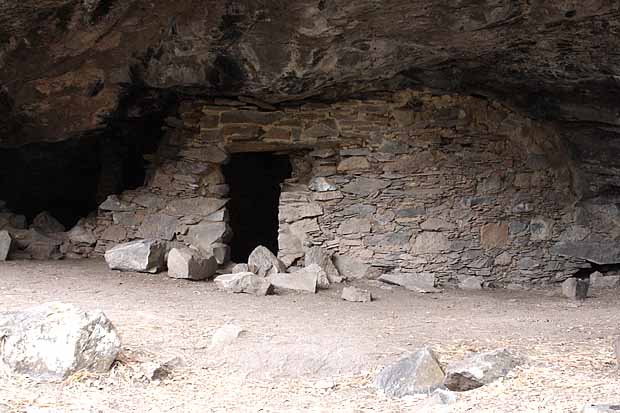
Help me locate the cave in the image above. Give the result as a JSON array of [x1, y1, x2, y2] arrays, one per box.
[[222, 152, 292, 263]]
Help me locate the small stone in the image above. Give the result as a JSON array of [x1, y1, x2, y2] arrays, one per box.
[[167, 248, 218, 280], [378, 272, 440, 293], [210, 324, 244, 349], [0, 302, 121, 381], [444, 349, 520, 391], [581, 405, 620, 413], [0, 230, 11, 261], [248, 245, 287, 277], [374, 347, 445, 398], [459, 276, 483, 290], [341, 286, 372, 302], [141, 357, 184, 382], [214, 272, 274, 296], [305, 246, 343, 283], [104, 239, 166, 273], [31, 211, 65, 234], [232, 263, 249, 273], [562, 278, 589, 300], [430, 388, 457, 405]]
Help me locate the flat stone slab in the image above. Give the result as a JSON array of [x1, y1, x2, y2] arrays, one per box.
[[104, 239, 165, 273], [214, 272, 273, 296], [0, 302, 121, 381], [552, 241, 620, 265], [444, 349, 520, 391], [268, 270, 317, 293], [375, 347, 445, 398]]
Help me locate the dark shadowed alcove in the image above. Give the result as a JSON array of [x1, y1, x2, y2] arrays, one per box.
[[223, 152, 292, 263]]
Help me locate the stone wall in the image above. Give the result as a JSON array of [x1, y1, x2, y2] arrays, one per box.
[[69, 90, 599, 286]]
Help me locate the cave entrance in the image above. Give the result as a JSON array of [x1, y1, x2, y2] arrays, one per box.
[[223, 152, 292, 263]]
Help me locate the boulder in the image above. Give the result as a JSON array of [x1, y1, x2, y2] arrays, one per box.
[[341, 286, 372, 302], [31, 211, 65, 234], [0, 230, 10, 261], [374, 347, 445, 398], [305, 246, 343, 283], [562, 278, 589, 300], [0, 302, 121, 381], [167, 248, 217, 280], [248, 245, 287, 277], [104, 239, 165, 273], [268, 267, 318, 293], [444, 349, 520, 391], [378, 272, 440, 293], [214, 272, 274, 296]]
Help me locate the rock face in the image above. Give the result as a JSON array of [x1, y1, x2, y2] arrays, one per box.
[[214, 272, 273, 296], [167, 248, 218, 280], [375, 347, 445, 398], [104, 239, 165, 273], [0, 302, 121, 381], [248, 246, 287, 277], [0, 230, 10, 261], [444, 349, 520, 391]]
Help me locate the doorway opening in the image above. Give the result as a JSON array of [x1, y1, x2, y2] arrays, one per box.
[[222, 152, 292, 263]]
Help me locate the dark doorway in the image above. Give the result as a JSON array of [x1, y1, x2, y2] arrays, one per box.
[[223, 152, 292, 263]]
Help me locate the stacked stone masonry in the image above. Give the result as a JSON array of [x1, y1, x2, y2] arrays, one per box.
[[8, 90, 607, 287]]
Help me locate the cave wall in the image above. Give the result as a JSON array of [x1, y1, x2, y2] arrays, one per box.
[[66, 89, 607, 286]]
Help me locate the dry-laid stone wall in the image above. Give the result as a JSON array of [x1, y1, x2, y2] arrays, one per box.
[[10, 90, 601, 287]]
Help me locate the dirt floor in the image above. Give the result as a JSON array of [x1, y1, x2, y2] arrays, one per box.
[[0, 259, 619, 412]]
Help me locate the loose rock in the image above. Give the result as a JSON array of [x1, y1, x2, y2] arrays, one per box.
[[210, 324, 244, 348], [248, 245, 287, 277], [562, 278, 589, 300], [305, 246, 343, 283], [269, 268, 318, 293], [0, 302, 121, 381], [167, 247, 218, 280], [214, 272, 274, 296], [444, 349, 520, 391], [374, 347, 445, 398], [0, 230, 10, 261], [341, 286, 372, 302], [31, 211, 65, 234], [104, 239, 166, 273]]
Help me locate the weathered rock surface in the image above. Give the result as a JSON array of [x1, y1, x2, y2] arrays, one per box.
[[459, 276, 484, 290], [0, 302, 121, 381], [0, 230, 10, 261], [269, 269, 318, 293], [104, 239, 165, 273], [248, 246, 287, 277], [167, 247, 217, 280], [214, 272, 273, 296], [375, 347, 445, 398], [444, 349, 520, 391], [232, 263, 250, 273], [341, 286, 372, 303], [562, 278, 589, 300], [589, 271, 620, 289], [378, 272, 440, 293]]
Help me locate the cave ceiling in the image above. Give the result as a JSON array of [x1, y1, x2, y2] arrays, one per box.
[[0, 0, 618, 147]]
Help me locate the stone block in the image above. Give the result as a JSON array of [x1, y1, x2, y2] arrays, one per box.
[[214, 272, 273, 296], [308, 177, 337, 192], [410, 232, 451, 255], [480, 223, 509, 249], [342, 177, 390, 196], [530, 217, 554, 241], [562, 278, 589, 300], [104, 239, 165, 273], [137, 214, 178, 241], [339, 218, 371, 235], [552, 241, 620, 265], [444, 349, 520, 391], [268, 268, 318, 293], [305, 246, 343, 283], [187, 221, 228, 252], [590, 271, 620, 289], [248, 245, 287, 277], [167, 248, 217, 280], [378, 272, 440, 293], [337, 156, 370, 171], [279, 202, 323, 223]]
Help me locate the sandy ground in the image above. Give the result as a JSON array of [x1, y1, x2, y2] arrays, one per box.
[[0, 259, 619, 412]]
